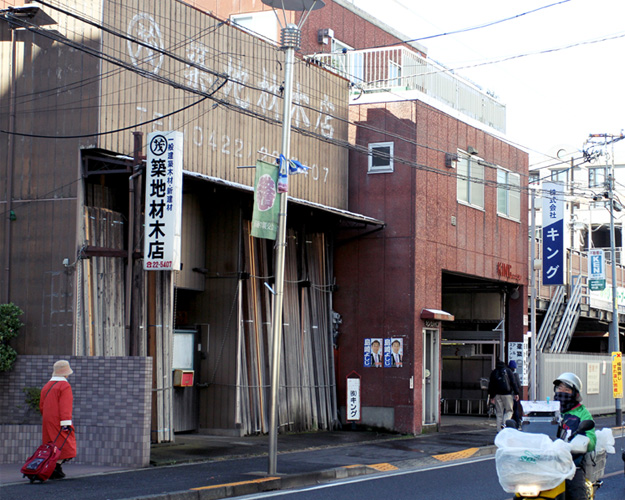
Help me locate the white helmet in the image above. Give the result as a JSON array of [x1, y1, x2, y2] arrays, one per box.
[[554, 372, 583, 401]]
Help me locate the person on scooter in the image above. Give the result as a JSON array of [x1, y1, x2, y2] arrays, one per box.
[[553, 372, 596, 500]]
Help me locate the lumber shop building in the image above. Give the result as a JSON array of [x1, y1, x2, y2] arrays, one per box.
[[0, 0, 383, 444], [189, 0, 530, 434]]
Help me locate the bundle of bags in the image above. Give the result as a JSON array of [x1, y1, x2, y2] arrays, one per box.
[[495, 427, 616, 493], [495, 428, 575, 493]]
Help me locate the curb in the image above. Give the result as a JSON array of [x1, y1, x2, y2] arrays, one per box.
[[129, 446, 500, 500], [126, 464, 376, 500]]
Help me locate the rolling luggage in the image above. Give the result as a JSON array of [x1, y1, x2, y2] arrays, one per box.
[[21, 429, 71, 483]]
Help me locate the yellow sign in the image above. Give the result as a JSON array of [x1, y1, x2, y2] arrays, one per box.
[[612, 352, 623, 398]]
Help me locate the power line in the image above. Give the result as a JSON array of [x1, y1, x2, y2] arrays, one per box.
[[367, 0, 571, 49]]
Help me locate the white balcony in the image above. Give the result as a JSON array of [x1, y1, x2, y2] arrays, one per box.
[[308, 45, 506, 133]]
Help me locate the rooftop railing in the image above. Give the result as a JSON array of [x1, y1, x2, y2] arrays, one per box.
[[308, 45, 506, 133]]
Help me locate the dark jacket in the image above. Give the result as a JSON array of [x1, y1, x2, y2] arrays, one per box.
[[487, 361, 520, 398]]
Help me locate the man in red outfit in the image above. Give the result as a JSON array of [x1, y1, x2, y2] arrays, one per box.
[[39, 360, 76, 479]]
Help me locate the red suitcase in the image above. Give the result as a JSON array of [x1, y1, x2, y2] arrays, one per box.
[[21, 429, 70, 483]]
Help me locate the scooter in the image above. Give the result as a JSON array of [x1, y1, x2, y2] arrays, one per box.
[[495, 401, 605, 500]]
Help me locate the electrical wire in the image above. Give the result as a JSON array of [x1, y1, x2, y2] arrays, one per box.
[[362, 0, 572, 49], [0, 0, 613, 206]]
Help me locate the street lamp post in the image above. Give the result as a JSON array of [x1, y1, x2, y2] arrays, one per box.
[[260, 0, 325, 475]]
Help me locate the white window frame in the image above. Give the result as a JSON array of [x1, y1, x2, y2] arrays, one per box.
[[368, 142, 394, 174], [456, 151, 484, 209], [388, 60, 402, 87], [230, 12, 277, 43], [497, 168, 521, 221], [550, 168, 568, 183], [588, 166, 606, 188]]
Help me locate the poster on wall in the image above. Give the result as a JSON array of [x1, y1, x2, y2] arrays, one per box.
[[385, 338, 403, 368], [363, 338, 383, 368]]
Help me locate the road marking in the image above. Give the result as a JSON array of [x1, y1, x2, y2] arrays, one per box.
[[432, 447, 479, 462], [368, 463, 399, 471], [191, 477, 280, 491]]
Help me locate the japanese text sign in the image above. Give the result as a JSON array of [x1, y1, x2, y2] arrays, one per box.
[[588, 249, 606, 291], [542, 182, 565, 285], [612, 351, 623, 399], [346, 377, 361, 421], [144, 131, 183, 270]]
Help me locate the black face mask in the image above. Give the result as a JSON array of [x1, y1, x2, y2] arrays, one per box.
[[554, 391, 577, 412]]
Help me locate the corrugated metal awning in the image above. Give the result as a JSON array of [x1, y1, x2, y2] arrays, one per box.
[[421, 308, 455, 321], [183, 170, 385, 226]]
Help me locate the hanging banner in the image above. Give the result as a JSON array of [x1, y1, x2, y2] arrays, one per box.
[[251, 160, 281, 240], [588, 249, 606, 291], [613, 351, 623, 399], [144, 131, 183, 270], [542, 182, 565, 285]]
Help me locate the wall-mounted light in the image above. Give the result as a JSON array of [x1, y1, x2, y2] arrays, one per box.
[[467, 146, 479, 156], [445, 152, 458, 168]]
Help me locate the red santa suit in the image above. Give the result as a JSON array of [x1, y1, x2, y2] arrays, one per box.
[[40, 377, 77, 460]]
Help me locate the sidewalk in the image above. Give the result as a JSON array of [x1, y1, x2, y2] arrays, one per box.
[[1, 415, 621, 499]]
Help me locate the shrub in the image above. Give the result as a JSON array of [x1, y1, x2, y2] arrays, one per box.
[[23, 386, 41, 414], [0, 303, 24, 372]]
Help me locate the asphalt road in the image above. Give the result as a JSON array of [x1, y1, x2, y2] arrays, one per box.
[[2, 436, 624, 500], [234, 451, 625, 500]]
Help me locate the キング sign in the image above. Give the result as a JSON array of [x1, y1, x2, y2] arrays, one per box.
[[542, 182, 565, 286], [144, 131, 183, 271]]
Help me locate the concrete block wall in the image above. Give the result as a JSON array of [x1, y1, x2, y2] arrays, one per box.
[[0, 355, 152, 467]]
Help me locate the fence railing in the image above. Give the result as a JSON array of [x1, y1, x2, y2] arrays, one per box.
[[307, 45, 506, 133]]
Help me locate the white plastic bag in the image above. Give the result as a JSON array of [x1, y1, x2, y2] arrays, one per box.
[[495, 428, 576, 493], [595, 428, 615, 454]]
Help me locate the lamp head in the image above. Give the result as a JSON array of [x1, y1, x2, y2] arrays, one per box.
[[261, 0, 325, 11]]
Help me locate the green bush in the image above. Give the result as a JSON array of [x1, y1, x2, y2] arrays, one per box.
[[0, 303, 24, 372], [23, 386, 41, 413]]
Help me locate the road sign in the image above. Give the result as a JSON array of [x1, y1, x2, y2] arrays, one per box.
[[588, 249, 606, 291]]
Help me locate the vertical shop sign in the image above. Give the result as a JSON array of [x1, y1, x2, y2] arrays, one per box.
[[508, 339, 528, 386], [144, 131, 183, 270], [588, 249, 606, 291], [542, 182, 565, 285], [612, 351, 623, 399], [346, 373, 361, 421]]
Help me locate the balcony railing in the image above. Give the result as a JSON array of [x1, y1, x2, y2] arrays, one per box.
[[307, 45, 506, 133]]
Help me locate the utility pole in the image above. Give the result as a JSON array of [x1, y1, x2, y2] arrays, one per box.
[[607, 143, 622, 427], [585, 133, 624, 427], [530, 189, 537, 400]]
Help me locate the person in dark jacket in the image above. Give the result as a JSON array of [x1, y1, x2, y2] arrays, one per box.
[[487, 359, 520, 430]]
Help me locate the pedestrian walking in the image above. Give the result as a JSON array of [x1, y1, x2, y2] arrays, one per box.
[[40, 360, 77, 479], [487, 359, 520, 430]]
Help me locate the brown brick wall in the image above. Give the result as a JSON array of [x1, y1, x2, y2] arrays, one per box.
[[0, 355, 152, 466]]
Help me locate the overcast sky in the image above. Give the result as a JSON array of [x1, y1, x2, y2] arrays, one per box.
[[352, 0, 625, 166]]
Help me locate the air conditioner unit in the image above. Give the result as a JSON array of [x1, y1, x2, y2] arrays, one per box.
[[318, 28, 334, 45]]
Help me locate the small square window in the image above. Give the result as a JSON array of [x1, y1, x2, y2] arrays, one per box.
[[368, 142, 394, 173]]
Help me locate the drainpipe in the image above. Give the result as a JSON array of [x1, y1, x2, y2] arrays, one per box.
[[3, 25, 17, 303]]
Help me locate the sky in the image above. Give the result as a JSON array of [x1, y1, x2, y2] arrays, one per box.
[[352, 0, 625, 167]]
